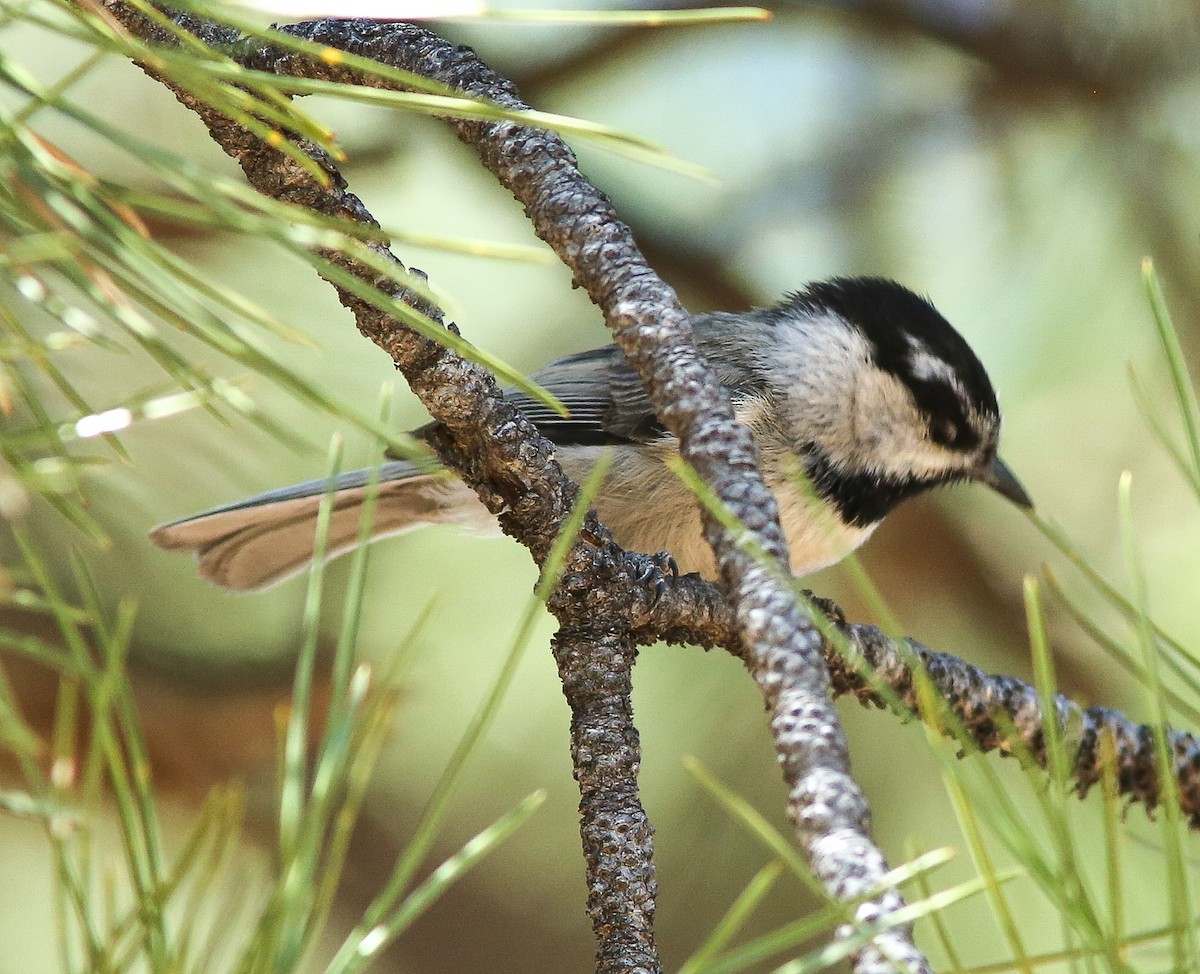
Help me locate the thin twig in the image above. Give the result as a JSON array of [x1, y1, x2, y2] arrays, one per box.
[[828, 622, 1200, 827], [646, 582, 1200, 826]]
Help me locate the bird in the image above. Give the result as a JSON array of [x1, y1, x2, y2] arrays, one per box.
[[151, 277, 1032, 591]]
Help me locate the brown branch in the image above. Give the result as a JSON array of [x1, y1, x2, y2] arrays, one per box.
[[98, 7, 671, 971], [553, 626, 658, 972], [828, 622, 1200, 826], [78, 14, 1200, 970], [234, 19, 929, 973], [805, 0, 1190, 98], [647, 582, 1200, 826]]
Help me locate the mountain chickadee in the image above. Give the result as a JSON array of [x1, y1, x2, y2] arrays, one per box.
[[151, 277, 1032, 590]]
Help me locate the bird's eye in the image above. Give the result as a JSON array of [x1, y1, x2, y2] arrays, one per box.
[[929, 417, 959, 447]]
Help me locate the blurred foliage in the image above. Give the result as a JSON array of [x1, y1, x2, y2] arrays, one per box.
[[0, 1, 1199, 973], [0, 438, 546, 974]]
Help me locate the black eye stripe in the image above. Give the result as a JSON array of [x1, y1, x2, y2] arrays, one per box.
[[907, 378, 982, 450]]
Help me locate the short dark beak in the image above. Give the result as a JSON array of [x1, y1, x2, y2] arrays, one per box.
[[977, 456, 1033, 509]]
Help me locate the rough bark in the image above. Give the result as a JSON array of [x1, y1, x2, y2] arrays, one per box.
[[84, 11, 1200, 974]]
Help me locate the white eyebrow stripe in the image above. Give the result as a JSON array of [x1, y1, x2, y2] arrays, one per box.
[[903, 335, 957, 385]]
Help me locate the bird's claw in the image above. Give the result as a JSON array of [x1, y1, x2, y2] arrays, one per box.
[[636, 551, 679, 607], [800, 589, 846, 627], [651, 551, 680, 579]]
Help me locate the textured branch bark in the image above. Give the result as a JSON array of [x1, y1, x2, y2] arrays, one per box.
[[98, 7, 666, 971], [647, 584, 1200, 826], [234, 20, 929, 973], [77, 13, 1200, 972], [827, 622, 1200, 826], [553, 626, 657, 973]]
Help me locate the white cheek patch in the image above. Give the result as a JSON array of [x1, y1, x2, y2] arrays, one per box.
[[849, 370, 962, 478]]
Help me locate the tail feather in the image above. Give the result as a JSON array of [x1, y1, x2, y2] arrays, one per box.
[[150, 462, 491, 591]]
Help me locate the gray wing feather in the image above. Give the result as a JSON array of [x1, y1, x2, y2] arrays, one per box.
[[504, 345, 654, 444], [506, 312, 768, 445]]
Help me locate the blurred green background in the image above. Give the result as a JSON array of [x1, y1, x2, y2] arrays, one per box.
[[3, 1, 1200, 971]]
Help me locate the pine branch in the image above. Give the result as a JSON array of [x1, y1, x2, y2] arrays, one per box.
[[233, 18, 931, 973], [645, 586, 1200, 827], [92, 6, 672, 971], [68, 10, 1200, 969], [830, 621, 1200, 827], [116, 8, 1196, 972]]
